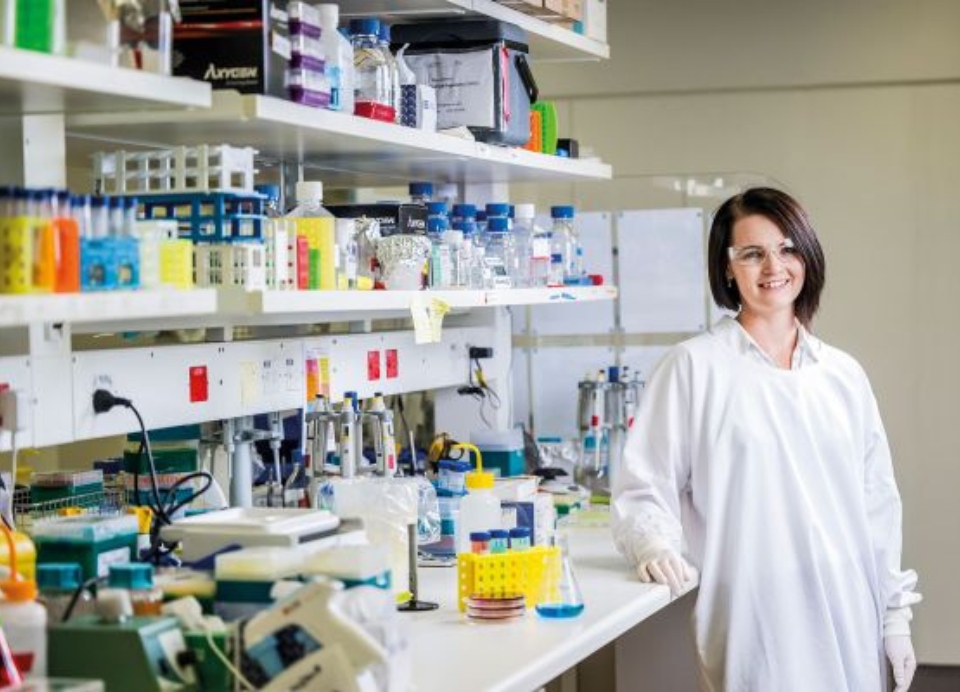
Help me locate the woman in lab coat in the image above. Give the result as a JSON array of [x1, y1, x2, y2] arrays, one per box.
[[612, 187, 921, 691]]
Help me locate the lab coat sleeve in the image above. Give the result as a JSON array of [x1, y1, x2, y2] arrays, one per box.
[[862, 380, 922, 635], [612, 346, 692, 567]]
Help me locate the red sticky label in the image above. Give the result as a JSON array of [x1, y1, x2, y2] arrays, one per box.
[[189, 365, 208, 403], [386, 349, 398, 379], [367, 350, 381, 381], [295, 236, 310, 289]]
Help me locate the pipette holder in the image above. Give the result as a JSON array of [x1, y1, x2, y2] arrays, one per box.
[[575, 376, 644, 495], [307, 398, 399, 482], [222, 416, 282, 508]]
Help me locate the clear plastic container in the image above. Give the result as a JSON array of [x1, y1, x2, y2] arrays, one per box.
[[286, 181, 337, 290], [108, 563, 162, 616], [455, 470, 501, 555], [318, 4, 355, 114]]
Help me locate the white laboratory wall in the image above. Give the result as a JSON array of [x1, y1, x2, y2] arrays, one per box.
[[520, 0, 960, 665]]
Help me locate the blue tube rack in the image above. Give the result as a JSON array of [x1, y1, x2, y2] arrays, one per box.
[[137, 191, 268, 244]]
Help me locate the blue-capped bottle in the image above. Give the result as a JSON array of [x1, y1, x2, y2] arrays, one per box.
[[551, 205, 582, 284], [426, 201, 452, 288], [483, 215, 514, 288]]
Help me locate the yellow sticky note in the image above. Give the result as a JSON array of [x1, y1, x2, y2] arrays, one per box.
[[411, 296, 450, 344]]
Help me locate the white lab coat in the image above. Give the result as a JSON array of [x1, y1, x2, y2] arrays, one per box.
[[612, 317, 920, 692]]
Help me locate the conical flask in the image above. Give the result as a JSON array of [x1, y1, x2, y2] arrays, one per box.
[[535, 533, 584, 618]]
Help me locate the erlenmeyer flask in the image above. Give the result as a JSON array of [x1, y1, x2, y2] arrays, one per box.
[[535, 533, 584, 618]]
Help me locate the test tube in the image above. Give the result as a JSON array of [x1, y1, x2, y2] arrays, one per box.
[[470, 531, 491, 555], [489, 529, 509, 554], [509, 526, 531, 551]]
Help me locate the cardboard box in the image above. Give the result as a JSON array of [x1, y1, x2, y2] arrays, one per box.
[[543, 0, 582, 23], [173, 0, 291, 98], [497, 0, 544, 14]]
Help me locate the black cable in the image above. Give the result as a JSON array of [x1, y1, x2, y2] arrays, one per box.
[[62, 575, 103, 622], [124, 402, 170, 526], [160, 471, 214, 518]]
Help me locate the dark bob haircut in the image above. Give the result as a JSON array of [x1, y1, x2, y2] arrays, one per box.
[[707, 187, 826, 327]]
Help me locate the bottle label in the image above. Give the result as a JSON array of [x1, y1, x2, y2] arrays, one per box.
[[327, 65, 342, 110], [532, 237, 551, 259]]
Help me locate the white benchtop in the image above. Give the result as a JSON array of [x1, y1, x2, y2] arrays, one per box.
[[406, 524, 696, 692]]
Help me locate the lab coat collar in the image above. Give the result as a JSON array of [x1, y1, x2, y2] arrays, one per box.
[[711, 315, 822, 369]]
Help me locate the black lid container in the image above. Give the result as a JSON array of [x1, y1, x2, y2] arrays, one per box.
[[392, 20, 538, 147]]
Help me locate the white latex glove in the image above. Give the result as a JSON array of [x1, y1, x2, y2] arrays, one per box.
[[884, 635, 917, 692], [636, 549, 693, 597]]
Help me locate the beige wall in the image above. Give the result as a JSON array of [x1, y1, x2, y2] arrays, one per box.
[[526, 0, 960, 664]]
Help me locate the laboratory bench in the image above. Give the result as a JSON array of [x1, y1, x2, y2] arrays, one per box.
[[406, 524, 699, 692]]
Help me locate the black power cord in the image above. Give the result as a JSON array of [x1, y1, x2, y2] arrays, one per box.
[[93, 389, 168, 525], [92, 389, 215, 563]]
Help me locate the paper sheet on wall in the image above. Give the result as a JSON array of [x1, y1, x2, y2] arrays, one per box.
[[618, 208, 707, 334], [527, 212, 615, 336]]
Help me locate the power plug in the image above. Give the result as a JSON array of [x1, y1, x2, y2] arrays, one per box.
[[468, 346, 493, 359]]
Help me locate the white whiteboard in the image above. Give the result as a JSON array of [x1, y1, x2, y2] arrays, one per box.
[[618, 209, 707, 334], [528, 212, 615, 337], [521, 346, 618, 439]]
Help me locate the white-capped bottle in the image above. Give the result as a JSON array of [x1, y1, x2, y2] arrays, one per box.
[[455, 469, 501, 555], [512, 203, 541, 288], [0, 578, 47, 677]]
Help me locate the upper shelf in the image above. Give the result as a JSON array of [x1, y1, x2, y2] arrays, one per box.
[[0, 46, 211, 116], [67, 92, 612, 187], [0, 286, 617, 331], [337, 0, 609, 61], [0, 289, 219, 329]]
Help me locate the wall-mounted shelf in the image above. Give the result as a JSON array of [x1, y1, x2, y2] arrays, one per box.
[[0, 286, 616, 331], [0, 46, 211, 116], [67, 92, 611, 188], [0, 289, 218, 329], [337, 0, 609, 61]]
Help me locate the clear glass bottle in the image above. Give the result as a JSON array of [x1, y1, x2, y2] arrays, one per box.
[[547, 227, 565, 287], [551, 205, 582, 283], [511, 203, 538, 288], [452, 204, 483, 289], [441, 228, 468, 288], [483, 215, 514, 288], [426, 201, 452, 288], [536, 532, 584, 619], [377, 22, 401, 124], [350, 18, 393, 121]]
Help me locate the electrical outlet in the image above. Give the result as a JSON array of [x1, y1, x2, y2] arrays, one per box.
[[469, 346, 494, 359]]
